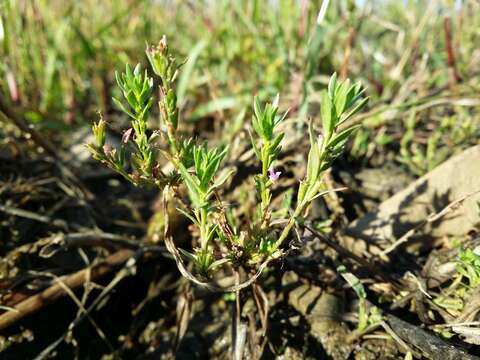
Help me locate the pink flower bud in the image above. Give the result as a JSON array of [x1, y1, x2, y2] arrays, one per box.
[[103, 144, 112, 156], [122, 128, 133, 144], [159, 35, 168, 52]]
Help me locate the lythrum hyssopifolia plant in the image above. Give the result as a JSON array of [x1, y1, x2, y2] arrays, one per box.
[[87, 37, 368, 287]]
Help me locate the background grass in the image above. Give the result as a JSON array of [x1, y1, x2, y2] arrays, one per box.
[[1, 0, 479, 175]]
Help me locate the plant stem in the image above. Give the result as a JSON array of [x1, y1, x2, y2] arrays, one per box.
[[358, 298, 368, 332], [167, 121, 179, 155], [258, 140, 272, 226], [199, 206, 209, 249], [272, 179, 323, 252]]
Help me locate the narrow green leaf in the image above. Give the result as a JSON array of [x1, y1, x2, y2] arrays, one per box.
[[210, 168, 235, 192], [321, 91, 335, 138], [252, 115, 264, 138], [112, 97, 136, 119], [178, 248, 197, 262], [272, 93, 280, 109], [133, 63, 142, 76], [262, 106, 273, 140], [176, 207, 198, 225], [328, 72, 337, 98], [339, 97, 368, 125], [125, 63, 133, 79], [177, 162, 203, 206], [329, 125, 360, 149], [306, 130, 321, 182], [337, 265, 366, 299], [335, 80, 349, 115], [253, 96, 262, 122], [274, 108, 289, 127], [207, 224, 219, 242], [115, 71, 124, 90], [270, 132, 284, 152]]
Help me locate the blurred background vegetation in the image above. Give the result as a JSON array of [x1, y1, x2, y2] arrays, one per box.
[[1, 0, 479, 175]]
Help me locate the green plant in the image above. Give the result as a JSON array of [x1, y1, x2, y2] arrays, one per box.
[[434, 246, 480, 316], [456, 246, 480, 288], [338, 265, 381, 333], [87, 37, 367, 285]]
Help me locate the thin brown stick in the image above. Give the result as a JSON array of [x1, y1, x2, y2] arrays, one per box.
[[379, 320, 420, 358], [0, 249, 133, 331], [443, 16, 460, 88], [34, 250, 140, 359]]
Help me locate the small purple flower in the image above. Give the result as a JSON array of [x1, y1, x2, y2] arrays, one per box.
[[268, 166, 281, 182], [122, 128, 133, 144]]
